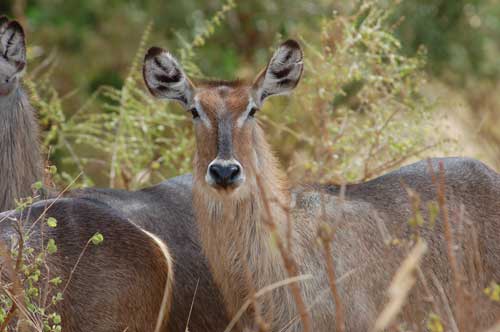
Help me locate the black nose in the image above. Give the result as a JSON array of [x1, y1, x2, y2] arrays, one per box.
[[209, 163, 241, 188]]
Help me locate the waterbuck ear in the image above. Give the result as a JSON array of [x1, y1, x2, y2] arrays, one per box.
[[252, 39, 303, 106], [0, 19, 26, 72], [143, 47, 195, 108]]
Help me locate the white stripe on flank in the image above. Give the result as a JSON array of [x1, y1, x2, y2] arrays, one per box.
[[139, 228, 174, 332]]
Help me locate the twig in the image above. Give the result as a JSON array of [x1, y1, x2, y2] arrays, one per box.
[[415, 267, 443, 323], [61, 240, 91, 296], [255, 175, 313, 332], [362, 141, 444, 181], [318, 227, 345, 332], [0, 240, 25, 331], [45, 235, 93, 312], [183, 278, 200, 332], [223, 275, 313, 332], [434, 161, 465, 330], [429, 272, 459, 332], [26, 172, 82, 236], [243, 259, 269, 332], [317, 193, 345, 332], [373, 240, 427, 332]]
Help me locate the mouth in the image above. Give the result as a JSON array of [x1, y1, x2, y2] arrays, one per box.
[[0, 84, 12, 96], [205, 174, 245, 192]]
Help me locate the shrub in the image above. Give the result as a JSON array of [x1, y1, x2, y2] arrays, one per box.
[[32, 0, 443, 189]]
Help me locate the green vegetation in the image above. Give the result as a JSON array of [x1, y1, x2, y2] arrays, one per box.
[[2, 0, 498, 189], [6, 0, 482, 189]]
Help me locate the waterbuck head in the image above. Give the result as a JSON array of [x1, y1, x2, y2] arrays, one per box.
[[0, 17, 26, 97], [143, 40, 303, 197]]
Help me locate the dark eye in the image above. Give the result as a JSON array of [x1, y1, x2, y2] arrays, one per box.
[[189, 108, 199, 119], [248, 107, 258, 118]]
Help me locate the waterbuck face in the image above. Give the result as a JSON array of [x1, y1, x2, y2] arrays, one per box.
[[143, 40, 303, 194], [0, 17, 26, 96]]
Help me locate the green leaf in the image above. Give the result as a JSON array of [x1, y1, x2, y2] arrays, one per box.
[[47, 217, 58, 228], [49, 165, 58, 175], [52, 292, 63, 304], [52, 314, 61, 324], [91, 232, 104, 245], [49, 277, 62, 286], [47, 239, 57, 254], [32, 181, 43, 190]]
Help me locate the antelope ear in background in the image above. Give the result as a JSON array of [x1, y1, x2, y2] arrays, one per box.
[[143, 47, 195, 109], [0, 19, 27, 72], [252, 39, 304, 106]]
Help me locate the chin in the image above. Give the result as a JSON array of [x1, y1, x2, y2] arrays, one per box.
[[208, 182, 250, 200]]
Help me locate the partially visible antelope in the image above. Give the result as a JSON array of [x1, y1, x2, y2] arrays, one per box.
[[0, 197, 173, 332], [143, 40, 500, 331], [2, 176, 229, 331], [1, 175, 231, 331], [0, 16, 43, 212]]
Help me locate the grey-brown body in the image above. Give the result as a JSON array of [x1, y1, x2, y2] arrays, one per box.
[[0, 17, 42, 212], [286, 157, 500, 330]]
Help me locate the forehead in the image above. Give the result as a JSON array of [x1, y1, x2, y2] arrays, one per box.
[[195, 83, 251, 116]]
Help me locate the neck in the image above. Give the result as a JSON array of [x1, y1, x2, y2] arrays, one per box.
[[0, 87, 42, 211], [193, 125, 300, 327]]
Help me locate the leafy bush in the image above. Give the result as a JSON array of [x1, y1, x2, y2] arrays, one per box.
[[28, 0, 442, 190], [264, 3, 442, 183]]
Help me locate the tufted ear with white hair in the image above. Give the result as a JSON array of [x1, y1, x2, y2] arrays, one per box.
[[252, 39, 303, 106], [0, 18, 27, 72], [143, 47, 195, 108]]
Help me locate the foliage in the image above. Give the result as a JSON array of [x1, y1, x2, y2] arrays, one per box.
[[0, 203, 64, 332], [23, 1, 443, 189], [0, 178, 106, 331], [264, 3, 441, 183], [391, 0, 500, 83], [27, 0, 237, 189]]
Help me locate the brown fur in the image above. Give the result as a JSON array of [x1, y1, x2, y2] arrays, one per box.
[[0, 198, 173, 332]]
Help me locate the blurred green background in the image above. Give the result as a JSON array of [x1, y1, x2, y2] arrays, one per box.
[[2, 0, 500, 189]]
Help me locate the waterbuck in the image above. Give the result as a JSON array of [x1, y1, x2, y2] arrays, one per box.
[[143, 39, 500, 331], [0, 198, 173, 332], [0, 16, 43, 212], [1, 175, 230, 331]]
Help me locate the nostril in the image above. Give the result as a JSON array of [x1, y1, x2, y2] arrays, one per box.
[[228, 164, 240, 180], [209, 164, 222, 182]]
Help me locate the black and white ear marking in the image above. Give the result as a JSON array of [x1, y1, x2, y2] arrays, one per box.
[[143, 46, 194, 108], [0, 19, 26, 72], [252, 39, 303, 105]]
